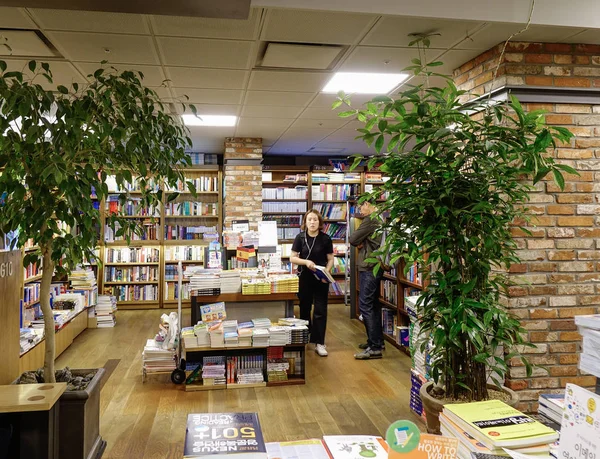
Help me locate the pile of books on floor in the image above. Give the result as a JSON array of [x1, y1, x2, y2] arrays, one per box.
[[20, 328, 43, 354], [142, 338, 177, 374], [574, 313, 600, 378], [94, 295, 117, 328], [440, 399, 559, 459], [537, 392, 564, 431]]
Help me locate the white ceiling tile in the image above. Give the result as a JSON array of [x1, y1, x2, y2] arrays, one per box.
[[268, 142, 318, 154], [0, 7, 36, 29], [165, 67, 248, 89], [0, 30, 55, 57], [278, 127, 334, 143], [323, 129, 364, 143], [150, 86, 172, 99], [75, 63, 166, 86], [235, 124, 289, 139], [299, 107, 347, 120], [261, 43, 343, 70], [563, 29, 600, 45], [244, 90, 315, 106], [157, 37, 254, 69], [46, 32, 159, 64], [290, 118, 348, 129], [341, 46, 429, 73], [261, 9, 377, 45], [248, 70, 330, 92], [183, 104, 241, 116], [172, 88, 244, 105], [151, 8, 262, 40], [188, 126, 235, 140], [29, 9, 149, 34], [240, 105, 304, 118], [311, 140, 372, 155], [362, 17, 480, 48], [310, 93, 375, 108], [0, 58, 85, 90], [236, 117, 294, 131]]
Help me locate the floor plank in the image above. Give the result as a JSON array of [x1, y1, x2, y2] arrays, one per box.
[[56, 302, 423, 458]]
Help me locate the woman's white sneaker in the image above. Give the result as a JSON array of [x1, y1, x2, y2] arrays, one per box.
[[315, 344, 328, 357]]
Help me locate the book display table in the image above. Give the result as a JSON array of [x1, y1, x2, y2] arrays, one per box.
[[190, 293, 296, 326], [0, 383, 66, 459]]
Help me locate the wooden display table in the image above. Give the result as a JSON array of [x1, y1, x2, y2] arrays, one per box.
[[191, 293, 296, 326], [0, 383, 66, 458]]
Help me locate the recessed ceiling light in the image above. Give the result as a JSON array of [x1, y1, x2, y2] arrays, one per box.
[[321, 72, 409, 94], [182, 114, 237, 127]]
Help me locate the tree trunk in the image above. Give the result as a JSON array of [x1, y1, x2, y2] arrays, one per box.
[[40, 243, 56, 383]]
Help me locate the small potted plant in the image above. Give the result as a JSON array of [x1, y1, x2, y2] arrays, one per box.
[[0, 60, 196, 457], [336, 38, 574, 432]]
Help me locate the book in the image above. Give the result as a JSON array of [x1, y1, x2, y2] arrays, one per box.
[[265, 439, 330, 459], [312, 266, 335, 283], [443, 400, 558, 450], [558, 384, 600, 459], [323, 436, 387, 459], [574, 314, 600, 330], [200, 302, 227, 322], [184, 412, 267, 459]]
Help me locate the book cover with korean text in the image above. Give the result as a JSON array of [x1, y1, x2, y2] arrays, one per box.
[[558, 384, 600, 459], [184, 412, 267, 459]]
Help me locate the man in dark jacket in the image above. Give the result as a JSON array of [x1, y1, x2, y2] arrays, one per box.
[[349, 201, 384, 359]]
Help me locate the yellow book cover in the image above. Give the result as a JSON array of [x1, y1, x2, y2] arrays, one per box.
[[443, 400, 558, 450]]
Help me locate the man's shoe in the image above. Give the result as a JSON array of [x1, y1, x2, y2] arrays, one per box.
[[315, 344, 328, 357], [359, 342, 385, 350], [354, 348, 383, 360]]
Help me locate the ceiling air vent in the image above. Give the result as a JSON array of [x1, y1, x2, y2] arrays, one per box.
[[0, 30, 58, 57], [259, 42, 345, 70]]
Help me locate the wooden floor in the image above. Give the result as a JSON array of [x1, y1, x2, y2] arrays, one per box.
[[56, 302, 421, 459]]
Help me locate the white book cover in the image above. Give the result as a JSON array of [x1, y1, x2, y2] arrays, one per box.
[[574, 314, 600, 330], [558, 384, 600, 458], [323, 436, 387, 459]]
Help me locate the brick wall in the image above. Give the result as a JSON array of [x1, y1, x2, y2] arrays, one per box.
[[454, 42, 599, 412], [223, 137, 263, 230]]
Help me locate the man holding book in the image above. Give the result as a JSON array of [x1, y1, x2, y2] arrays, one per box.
[[349, 201, 385, 360]]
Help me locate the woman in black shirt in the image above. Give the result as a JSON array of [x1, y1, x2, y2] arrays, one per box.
[[290, 209, 334, 357]]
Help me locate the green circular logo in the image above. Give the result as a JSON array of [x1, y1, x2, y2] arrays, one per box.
[[385, 420, 421, 453]]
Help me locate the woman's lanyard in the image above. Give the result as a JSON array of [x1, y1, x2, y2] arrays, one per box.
[[304, 232, 317, 260]]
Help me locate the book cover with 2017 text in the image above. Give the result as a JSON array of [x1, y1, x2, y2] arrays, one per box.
[[184, 412, 267, 459]]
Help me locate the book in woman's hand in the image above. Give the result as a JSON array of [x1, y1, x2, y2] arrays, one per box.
[[313, 266, 335, 283]]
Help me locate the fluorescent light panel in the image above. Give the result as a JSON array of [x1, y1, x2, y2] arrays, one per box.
[[182, 114, 237, 127], [322, 72, 408, 94]]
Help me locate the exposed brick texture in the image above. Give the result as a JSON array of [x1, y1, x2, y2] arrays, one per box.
[[454, 42, 599, 411], [223, 138, 263, 230]]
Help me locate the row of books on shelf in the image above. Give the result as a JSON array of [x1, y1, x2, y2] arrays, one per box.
[[185, 152, 218, 166], [262, 186, 308, 200], [322, 222, 346, 239], [164, 201, 218, 216], [311, 172, 361, 182], [105, 222, 159, 241], [330, 256, 346, 274], [312, 202, 347, 220], [24, 260, 42, 280], [262, 215, 301, 226], [382, 279, 398, 304], [311, 183, 361, 201], [105, 247, 161, 263], [104, 266, 159, 283], [167, 175, 218, 192], [262, 201, 307, 213], [106, 284, 159, 302], [276, 227, 301, 240], [105, 197, 159, 216], [165, 225, 219, 241]]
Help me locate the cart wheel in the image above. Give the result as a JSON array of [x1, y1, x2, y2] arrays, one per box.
[[171, 368, 186, 384]]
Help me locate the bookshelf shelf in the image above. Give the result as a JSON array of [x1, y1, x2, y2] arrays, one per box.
[[105, 262, 160, 266], [163, 240, 209, 246], [24, 274, 43, 283]]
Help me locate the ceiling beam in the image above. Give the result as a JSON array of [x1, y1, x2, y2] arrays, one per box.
[[0, 0, 251, 18]]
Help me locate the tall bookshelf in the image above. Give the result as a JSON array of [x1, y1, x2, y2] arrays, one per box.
[[99, 166, 222, 309], [261, 166, 309, 272]]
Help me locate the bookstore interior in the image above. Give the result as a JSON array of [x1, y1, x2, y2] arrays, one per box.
[[2, 2, 600, 459]]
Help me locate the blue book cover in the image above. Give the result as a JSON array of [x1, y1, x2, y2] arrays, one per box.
[[184, 412, 267, 459], [312, 266, 335, 284]]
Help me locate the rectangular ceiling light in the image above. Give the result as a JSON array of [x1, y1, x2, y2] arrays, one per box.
[[182, 114, 237, 127], [322, 72, 409, 94]]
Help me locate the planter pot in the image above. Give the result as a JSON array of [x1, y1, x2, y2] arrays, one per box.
[[419, 381, 519, 434], [14, 368, 106, 459], [59, 368, 106, 459]]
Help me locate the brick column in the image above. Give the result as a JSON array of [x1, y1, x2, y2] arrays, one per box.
[[223, 137, 263, 230], [453, 42, 599, 412]]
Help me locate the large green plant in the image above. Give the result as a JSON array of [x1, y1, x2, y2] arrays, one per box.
[[0, 60, 195, 382], [337, 44, 574, 401]]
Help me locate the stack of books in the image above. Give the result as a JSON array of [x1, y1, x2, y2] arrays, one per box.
[[193, 323, 209, 347], [574, 314, 600, 378], [68, 266, 97, 288], [268, 326, 291, 346], [242, 277, 271, 295], [181, 327, 197, 349], [440, 399, 559, 459], [142, 338, 177, 374], [201, 356, 226, 386], [220, 270, 242, 294], [20, 328, 43, 354], [208, 322, 224, 348], [537, 393, 564, 430], [187, 269, 221, 296], [252, 328, 270, 347], [268, 274, 299, 293], [94, 295, 117, 328]]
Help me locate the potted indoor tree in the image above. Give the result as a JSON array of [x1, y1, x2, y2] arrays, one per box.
[[335, 39, 574, 432], [0, 60, 195, 456]]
